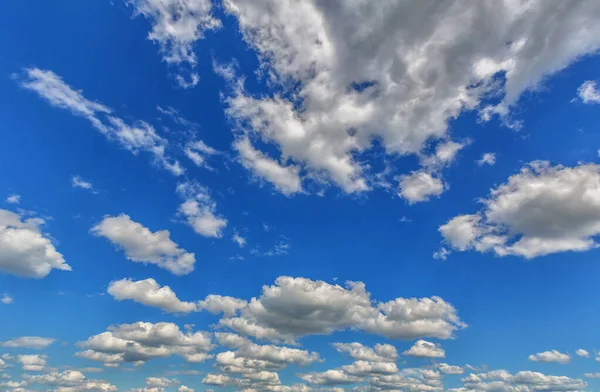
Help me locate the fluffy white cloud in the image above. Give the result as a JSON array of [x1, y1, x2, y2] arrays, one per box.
[[0, 209, 71, 278], [19, 68, 183, 175], [577, 80, 600, 104], [232, 232, 246, 248], [398, 171, 446, 204], [108, 278, 198, 313], [128, 0, 220, 66], [217, 276, 465, 343], [176, 182, 227, 238], [437, 363, 464, 375], [332, 343, 398, 363], [1, 294, 13, 304], [300, 370, 363, 386], [5, 195, 20, 204], [18, 354, 47, 371], [440, 161, 600, 258], [222, 0, 600, 195], [76, 322, 214, 365], [178, 386, 194, 392], [403, 340, 445, 358], [146, 377, 178, 388], [184, 140, 218, 169], [91, 214, 195, 275], [528, 350, 571, 364], [477, 153, 497, 166], [234, 137, 303, 196], [2, 337, 56, 349], [198, 295, 247, 317], [72, 175, 96, 193], [576, 348, 590, 358], [23, 370, 117, 391], [459, 369, 586, 391]]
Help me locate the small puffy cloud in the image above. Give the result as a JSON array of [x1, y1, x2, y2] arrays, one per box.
[[2, 337, 56, 349], [184, 140, 218, 169], [332, 343, 398, 363], [5, 195, 20, 204], [146, 376, 179, 388], [403, 340, 445, 358], [128, 0, 221, 66], [576, 349, 590, 358], [217, 276, 465, 343], [91, 214, 195, 275], [72, 175, 96, 193], [299, 370, 363, 386], [477, 153, 497, 166], [76, 322, 214, 365], [440, 161, 600, 259], [234, 137, 303, 196], [198, 295, 247, 317], [460, 369, 586, 391], [176, 182, 227, 238], [23, 370, 117, 391], [585, 373, 600, 378], [232, 232, 246, 248], [17, 354, 47, 371], [577, 80, 600, 104], [398, 171, 445, 204], [528, 350, 571, 364], [437, 363, 464, 375], [19, 67, 182, 175], [108, 278, 198, 313], [1, 294, 13, 304], [0, 209, 71, 278], [178, 386, 194, 392]]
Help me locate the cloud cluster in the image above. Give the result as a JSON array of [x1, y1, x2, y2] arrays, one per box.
[[456, 369, 586, 391], [0, 209, 71, 278], [222, 0, 600, 196], [19, 68, 183, 175], [76, 322, 214, 366], [23, 369, 117, 391], [440, 161, 600, 259], [91, 214, 196, 275], [402, 340, 445, 358]]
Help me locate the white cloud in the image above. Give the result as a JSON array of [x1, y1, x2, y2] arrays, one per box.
[[108, 278, 198, 313], [23, 370, 117, 391], [1, 294, 13, 304], [585, 373, 600, 378], [477, 153, 497, 166], [437, 363, 464, 375], [17, 354, 47, 371], [146, 377, 179, 388], [234, 137, 303, 196], [0, 209, 71, 278], [91, 214, 195, 275], [72, 175, 96, 193], [19, 68, 183, 175], [217, 276, 465, 343], [222, 0, 600, 195], [576, 348, 590, 358], [332, 343, 398, 363], [199, 295, 247, 317], [577, 80, 600, 104], [184, 140, 218, 169], [76, 322, 214, 365], [398, 171, 445, 204], [459, 369, 586, 391], [2, 337, 56, 349], [232, 232, 246, 248], [176, 182, 227, 238], [440, 161, 600, 258], [178, 386, 194, 392], [5, 195, 20, 204], [528, 350, 571, 364], [128, 0, 220, 66], [403, 340, 445, 358]]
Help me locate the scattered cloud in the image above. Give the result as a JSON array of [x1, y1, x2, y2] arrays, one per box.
[[528, 350, 571, 364], [457, 369, 585, 391], [72, 175, 97, 193], [577, 80, 600, 104], [176, 182, 227, 238], [17, 354, 47, 371], [1, 294, 13, 305], [0, 209, 71, 278], [5, 195, 20, 204], [2, 336, 56, 349], [403, 340, 445, 358], [23, 370, 117, 391], [91, 214, 196, 275], [576, 348, 590, 358], [108, 278, 199, 313], [398, 171, 445, 204], [184, 140, 218, 169], [477, 153, 497, 166], [232, 232, 246, 248]]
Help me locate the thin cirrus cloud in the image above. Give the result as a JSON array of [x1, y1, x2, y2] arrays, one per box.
[[91, 214, 196, 275]]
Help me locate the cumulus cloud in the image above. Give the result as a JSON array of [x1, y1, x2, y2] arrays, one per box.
[[184, 140, 218, 169], [91, 214, 195, 275], [176, 182, 227, 238], [437, 363, 464, 375], [0, 209, 71, 278], [232, 232, 246, 248], [23, 370, 117, 391], [198, 295, 247, 317], [222, 0, 600, 195], [76, 322, 214, 365], [459, 369, 586, 391], [18, 354, 47, 371], [398, 171, 446, 204], [528, 350, 571, 364], [1, 294, 13, 304], [128, 0, 220, 66], [234, 137, 303, 196], [18, 68, 183, 175], [108, 278, 198, 313], [477, 153, 497, 166], [576, 348, 590, 358], [440, 161, 600, 259], [577, 80, 600, 104], [5, 195, 20, 204], [216, 276, 465, 343], [332, 343, 398, 363], [403, 340, 445, 358], [2, 337, 56, 349]]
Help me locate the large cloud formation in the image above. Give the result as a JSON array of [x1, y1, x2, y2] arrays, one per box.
[[222, 0, 600, 197], [439, 161, 600, 259]]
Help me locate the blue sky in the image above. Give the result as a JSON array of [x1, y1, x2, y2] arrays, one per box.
[[2, 1, 600, 391]]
